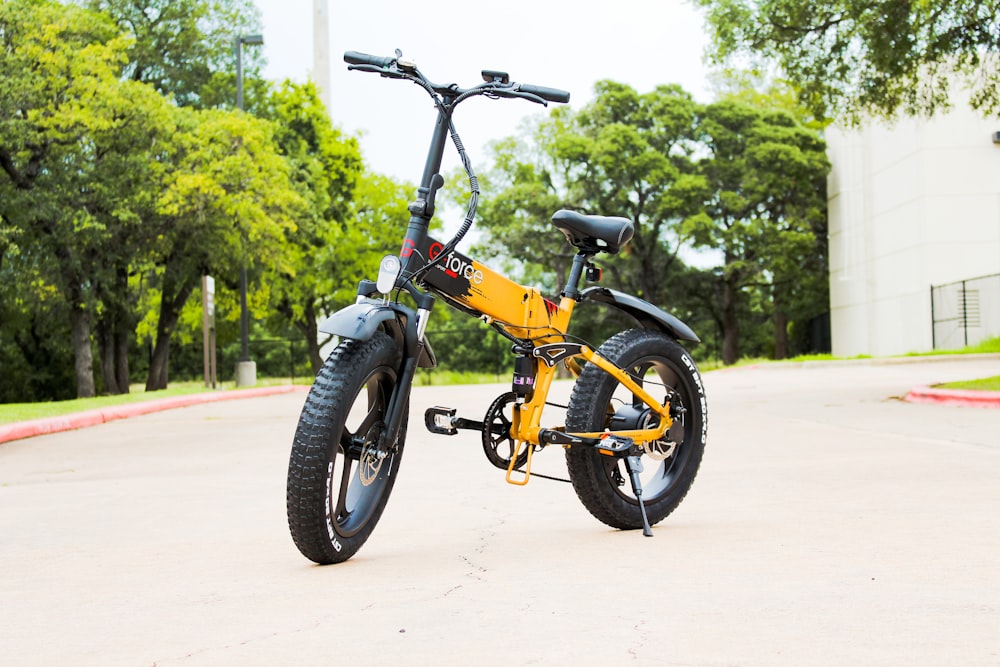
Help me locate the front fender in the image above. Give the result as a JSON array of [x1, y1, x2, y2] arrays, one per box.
[[580, 286, 700, 343], [319, 301, 437, 368], [319, 301, 398, 341]]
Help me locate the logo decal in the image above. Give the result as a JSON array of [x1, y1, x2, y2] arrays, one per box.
[[439, 252, 484, 284]]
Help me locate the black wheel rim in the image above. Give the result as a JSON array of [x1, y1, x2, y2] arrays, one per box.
[[327, 365, 396, 538], [602, 355, 694, 504]]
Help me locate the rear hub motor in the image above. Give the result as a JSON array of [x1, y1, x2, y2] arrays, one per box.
[[609, 404, 677, 461]]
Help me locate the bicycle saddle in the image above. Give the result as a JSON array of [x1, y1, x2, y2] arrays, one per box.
[[551, 210, 634, 254]]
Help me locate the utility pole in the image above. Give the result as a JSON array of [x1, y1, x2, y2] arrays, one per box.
[[234, 33, 263, 388], [313, 0, 331, 111]]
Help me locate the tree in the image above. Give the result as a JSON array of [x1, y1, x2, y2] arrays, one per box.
[[146, 107, 302, 390], [0, 231, 76, 402], [260, 81, 366, 373], [695, 0, 1000, 122], [685, 100, 829, 363], [0, 0, 136, 398], [0, 0, 297, 399], [85, 0, 264, 109], [477, 82, 707, 309]]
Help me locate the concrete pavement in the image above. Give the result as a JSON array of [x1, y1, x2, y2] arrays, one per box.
[[1, 356, 998, 665]]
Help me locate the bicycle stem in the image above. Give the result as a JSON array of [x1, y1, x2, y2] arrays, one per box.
[[400, 102, 454, 277]]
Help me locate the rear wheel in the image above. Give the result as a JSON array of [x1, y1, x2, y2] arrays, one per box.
[[286, 333, 406, 564], [565, 328, 707, 531]]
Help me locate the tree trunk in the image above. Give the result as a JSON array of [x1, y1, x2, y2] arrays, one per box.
[[115, 326, 130, 393], [112, 265, 131, 392], [98, 320, 121, 394], [719, 277, 740, 366], [97, 266, 132, 394], [146, 271, 197, 391], [146, 330, 171, 391], [98, 319, 132, 394], [69, 299, 96, 398], [773, 305, 789, 360], [300, 300, 324, 374], [54, 242, 95, 398]]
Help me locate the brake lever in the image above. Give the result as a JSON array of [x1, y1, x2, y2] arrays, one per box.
[[347, 63, 407, 79], [489, 87, 548, 106], [517, 91, 548, 106]]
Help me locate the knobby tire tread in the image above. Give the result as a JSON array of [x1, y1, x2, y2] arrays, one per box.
[[564, 328, 707, 531], [286, 334, 403, 564]]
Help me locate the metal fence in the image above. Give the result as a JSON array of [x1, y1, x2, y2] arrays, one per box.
[[931, 273, 1000, 350]]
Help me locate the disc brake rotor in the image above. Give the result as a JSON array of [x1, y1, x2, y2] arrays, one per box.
[[642, 439, 677, 461], [642, 395, 685, 461], [358, 425, 386, 486]]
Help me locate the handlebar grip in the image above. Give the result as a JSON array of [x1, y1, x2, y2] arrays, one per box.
[[344, 51, 394, 68], [517, 84, 570, 104]]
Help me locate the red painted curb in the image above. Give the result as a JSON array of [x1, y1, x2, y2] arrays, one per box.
[[903, 386, 1000, 409], [0, 385, 308, 445]]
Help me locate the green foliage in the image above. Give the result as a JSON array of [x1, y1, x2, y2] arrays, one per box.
[[143, 105, 304, 390], [0, 0, 328, 401], [85, 0, 264, 109], [473, 83, 715, 355], [963, 336, 1000, 355], [258, 80, 367, 372], [687, 99, 830, 362], [905, 335, 1000, 357], [474, 80, 830, 365], [0, 0, 157, 398], [425, 314, 511, 376], [695, 0, 1000, 122]]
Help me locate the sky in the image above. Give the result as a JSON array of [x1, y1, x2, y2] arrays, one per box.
[[254, 0, 716, 184]]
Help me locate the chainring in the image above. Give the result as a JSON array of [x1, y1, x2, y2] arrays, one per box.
[[481, 392, 530, 470]]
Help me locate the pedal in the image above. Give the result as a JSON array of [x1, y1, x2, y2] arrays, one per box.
[[424, 406, 458, 435], [595, 434, 636, 457]]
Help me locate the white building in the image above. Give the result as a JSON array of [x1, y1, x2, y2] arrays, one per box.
[[826, 92, 1000, 356]]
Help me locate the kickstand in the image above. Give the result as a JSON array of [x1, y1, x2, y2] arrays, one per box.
[[624, 456, 654, 537]]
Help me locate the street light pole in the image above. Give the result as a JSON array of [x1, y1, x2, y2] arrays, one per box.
[[234, 33, 263, 388]]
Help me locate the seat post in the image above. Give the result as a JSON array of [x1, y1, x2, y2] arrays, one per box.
[[562, 252, 592, 300]]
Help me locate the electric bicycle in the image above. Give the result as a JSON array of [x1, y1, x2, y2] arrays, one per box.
[[285, 50, 708, 564]]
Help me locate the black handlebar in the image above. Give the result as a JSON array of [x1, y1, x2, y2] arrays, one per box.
[[344, 50, 395, 68], [516, 83, 570, 104], [343, 50, 570, 106], [341, 49, 570, 285]]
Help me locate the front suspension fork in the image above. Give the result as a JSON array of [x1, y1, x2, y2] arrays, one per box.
[[380, 302, 433, 453]]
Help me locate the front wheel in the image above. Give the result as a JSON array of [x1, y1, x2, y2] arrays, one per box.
[[565, 328, 708, 531], [286, 333, 406, 564]]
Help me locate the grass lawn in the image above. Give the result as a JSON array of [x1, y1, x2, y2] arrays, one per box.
[[937, 376, 1000, 392], [4, 336, 999, 426]]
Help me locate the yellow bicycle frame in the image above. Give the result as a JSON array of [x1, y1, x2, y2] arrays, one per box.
[[417, 238, 672, 484]]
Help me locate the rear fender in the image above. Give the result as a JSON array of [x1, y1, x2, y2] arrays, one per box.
[[579, 286, 700, 343]]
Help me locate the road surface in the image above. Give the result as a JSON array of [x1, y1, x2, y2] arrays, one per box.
[[1, 357, 998, 665]]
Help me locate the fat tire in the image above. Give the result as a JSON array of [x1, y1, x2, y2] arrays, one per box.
[[286, 333, 406, 564], [565, 328, 708, 531]]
